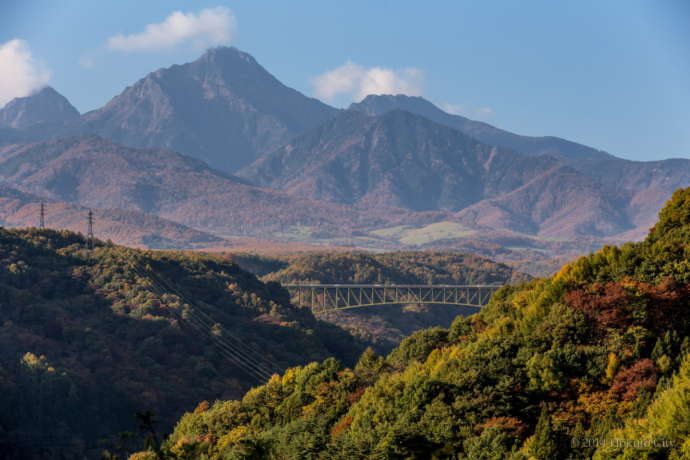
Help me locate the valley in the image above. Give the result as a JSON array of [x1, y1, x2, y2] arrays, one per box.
[[0, 12, 689, 458], [131, 187, 690, 459]]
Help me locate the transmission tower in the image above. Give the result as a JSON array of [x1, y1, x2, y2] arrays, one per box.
[[39, 203, 46, 229], [86, 209, 95, 249]]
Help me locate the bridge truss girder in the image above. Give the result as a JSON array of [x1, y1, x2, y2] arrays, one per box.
[[284, 284, 501, 313]]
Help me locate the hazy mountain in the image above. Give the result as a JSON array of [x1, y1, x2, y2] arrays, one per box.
[[0, 135, 393, 237], [0, 184, 226, 248], [579, 157, 690, 231], [0, 86, 80, 129], [240, 109, 561, 212], [242, 101, 690, 240], [454, 164, 630, 237], [79, 47, 337, 172], [349, 94, 613, 163], [0, 49, 687, 256]]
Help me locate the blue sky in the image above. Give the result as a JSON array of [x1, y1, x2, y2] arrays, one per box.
[[1, 0, 689, 161]]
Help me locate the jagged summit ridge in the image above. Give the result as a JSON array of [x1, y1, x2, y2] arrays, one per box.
[[79, 46, 337, 172]]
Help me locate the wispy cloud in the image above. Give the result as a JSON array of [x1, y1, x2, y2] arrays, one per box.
[[312, 61, 424, 103], [79, 56, 95, 69], [107, 7, 236, 52], [0, 39, 51, 107], [441, 102, 494, 120]]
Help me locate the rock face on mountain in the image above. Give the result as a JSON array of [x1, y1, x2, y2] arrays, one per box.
[[240, 109, 561, 211], [79, 47, 337, 172], [0, 87, 80, 129], [349, 94, 613, 164]]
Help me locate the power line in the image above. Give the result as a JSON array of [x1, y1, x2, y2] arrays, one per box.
[[146, 267, 279, 378], [126, 257, 279, 382], [146, 266, 282, 374], [127, 262, 269, 381]]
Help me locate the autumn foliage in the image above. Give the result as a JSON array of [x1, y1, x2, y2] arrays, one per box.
[[141, 187, 690, 459]]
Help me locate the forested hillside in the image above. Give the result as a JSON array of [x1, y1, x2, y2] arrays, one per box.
[[261, 251, 529, 286], [0, 229, 363, 458], [157, 188, 690, 459]]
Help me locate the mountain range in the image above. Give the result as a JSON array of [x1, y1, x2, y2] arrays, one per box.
[[238, 108, 632, 240], [79, 47, 336, 173], [349, 94, 614, 164], [0, 46, 688, 273], [0, 135, 405, 240]]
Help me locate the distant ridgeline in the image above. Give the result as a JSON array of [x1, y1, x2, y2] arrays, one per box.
[[150, 188, 690, 459], [0, 228, 363, 458], [258, 252, 530, 286]]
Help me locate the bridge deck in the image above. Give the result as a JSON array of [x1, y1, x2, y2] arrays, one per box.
[[284, 284, 502, 312]]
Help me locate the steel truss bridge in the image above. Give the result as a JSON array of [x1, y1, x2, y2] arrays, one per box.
[[284, 284, 502, 313]]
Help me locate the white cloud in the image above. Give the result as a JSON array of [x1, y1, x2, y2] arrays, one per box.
[[312, 61, 424, 103], [107, 7, 236, 52], [441, 102, 495, 120], [0, 39, 51, 108]]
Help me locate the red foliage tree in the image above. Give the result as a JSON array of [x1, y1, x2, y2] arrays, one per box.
[[565, 279, 690, 334], [609, 359, 659, 401], [565, 282, 636, 331]]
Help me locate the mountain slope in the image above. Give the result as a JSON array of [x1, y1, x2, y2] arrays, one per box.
[[0, 136, 395, 238], [0, 228, 364, 458], [0, 185, 226, 248], [242, 104, 690, 242], [349, 94, 613, 163], [79, 47, 337, 172], [262, 251, 529, 285], [454, 164, 631, 237], [0, 87, 80, 129], [153, 187, 690, 460], [240, 109, 560, 212], [583, 157, 690, 231], [348, 95, 690, 237]]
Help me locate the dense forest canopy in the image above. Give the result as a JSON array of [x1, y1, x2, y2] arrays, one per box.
[[0, 229, 364, 458], [156, 187, 690, 459], [257, 251, 530, 286]]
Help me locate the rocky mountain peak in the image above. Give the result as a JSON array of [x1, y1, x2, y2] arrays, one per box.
[[79, 47, 337, 173], [199, 46, 258, 65], [0, 86, 80, 129]]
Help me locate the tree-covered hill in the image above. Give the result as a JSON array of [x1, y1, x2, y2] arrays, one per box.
[[260, 251, 530, 286], [0, 228, 363, 458], [159, 188, 690, 459]]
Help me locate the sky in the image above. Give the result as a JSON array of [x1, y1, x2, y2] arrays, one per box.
[[1, 1, 689, 161]]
